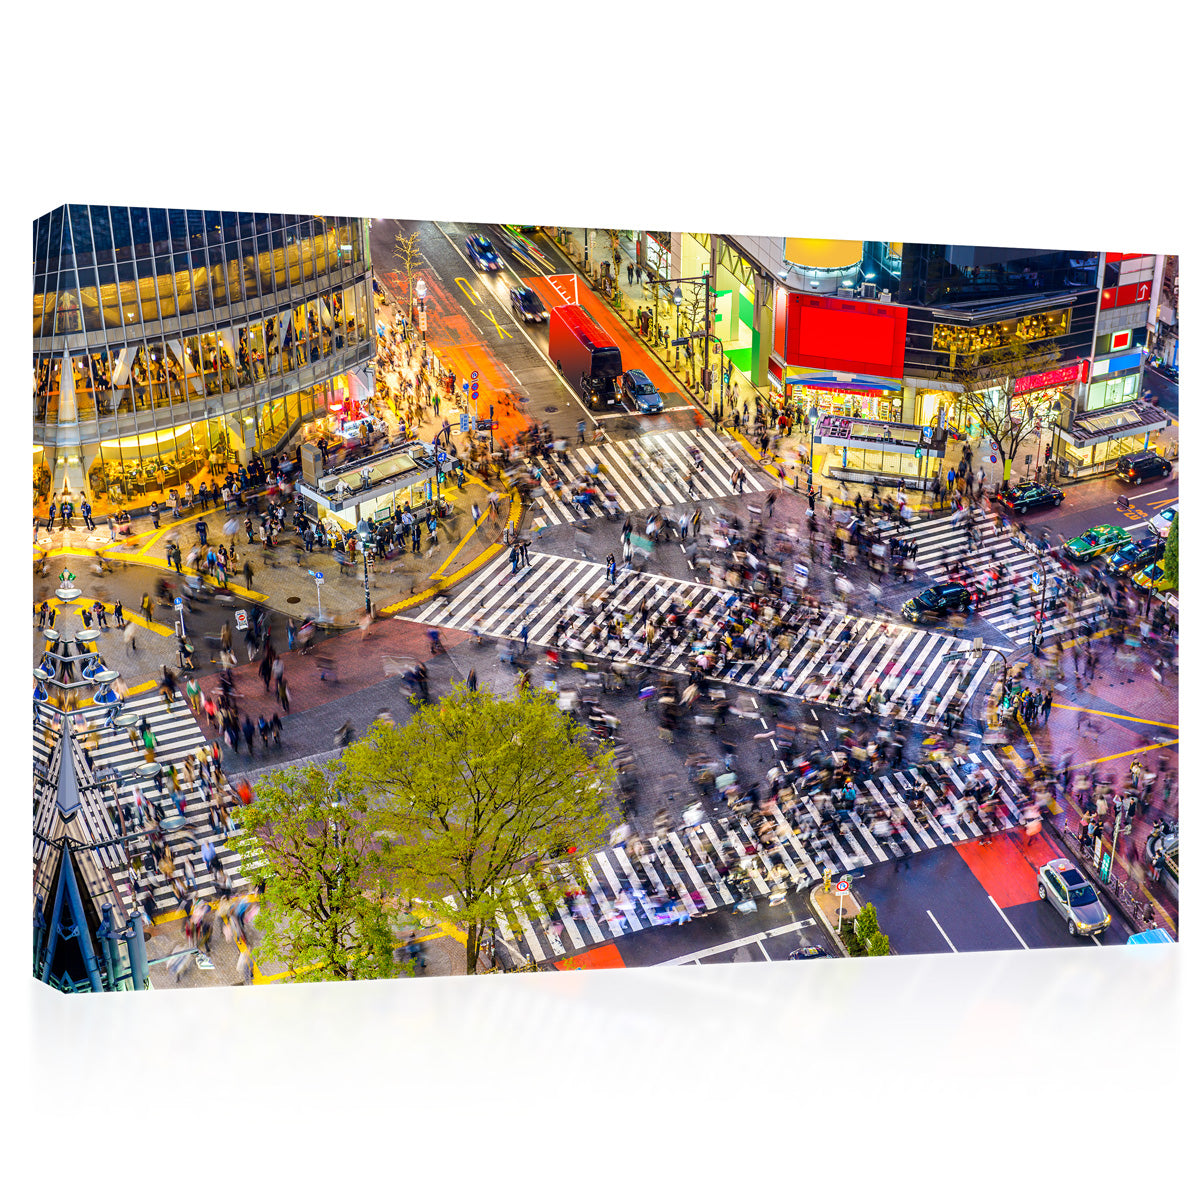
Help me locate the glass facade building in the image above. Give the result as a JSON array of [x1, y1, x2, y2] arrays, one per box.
[[33, 206, 375, 513]]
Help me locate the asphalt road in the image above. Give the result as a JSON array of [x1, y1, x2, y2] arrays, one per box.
[[854, 832, 1135, 955], [599, 886, 838, 968], [1143, 364, 1178, 419]]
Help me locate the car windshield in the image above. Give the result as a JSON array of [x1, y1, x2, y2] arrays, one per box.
[[917, 589, 938, 605], [1068, 885, 1098, 907], [475, 238, 493, 252], [1082, 532, 1101, 545], [636, 382, 655, 394]]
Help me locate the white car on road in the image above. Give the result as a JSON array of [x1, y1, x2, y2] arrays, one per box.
[[1149, 504, 1177, 539]]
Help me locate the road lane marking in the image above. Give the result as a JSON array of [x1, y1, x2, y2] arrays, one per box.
[[1135, 487, 1170, 498], [1051, 703, 1177, 729], [988, 895, 1030, 949], [1079, 739, 1178, 767], [454, 277, 482, 306], [927, 910, 959, 951], [480, 307, 513, 338], [656, 917, 817, 966], [435, 220, 597, 427]]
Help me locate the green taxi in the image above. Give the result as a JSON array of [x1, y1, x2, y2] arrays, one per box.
[[1063, 524, 1130, 562]]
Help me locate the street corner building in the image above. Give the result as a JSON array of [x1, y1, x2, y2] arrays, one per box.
[[33, 206, 377, 518]]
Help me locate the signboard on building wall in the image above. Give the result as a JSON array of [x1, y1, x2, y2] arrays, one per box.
[[1014, 361, 1083, 395], [784, 238, 863, 270], [782, 294, 907, 378]]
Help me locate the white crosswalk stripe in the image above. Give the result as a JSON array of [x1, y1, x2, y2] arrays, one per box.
[[526, 428, 763, 526], [474, 754, 1030, 964], [47, 691, 258, 914], [905, 512, 1107, 641], [410, 551, 998, 723]]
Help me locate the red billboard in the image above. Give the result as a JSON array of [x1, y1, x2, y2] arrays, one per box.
[[781, 294, 907, 378], [1014, 361, 1082, 395]]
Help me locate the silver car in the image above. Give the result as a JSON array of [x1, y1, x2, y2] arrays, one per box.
[[1037, 858, 1111, 937]]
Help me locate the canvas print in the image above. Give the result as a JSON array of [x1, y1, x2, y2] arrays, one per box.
[[31, 210, 1179, 990]]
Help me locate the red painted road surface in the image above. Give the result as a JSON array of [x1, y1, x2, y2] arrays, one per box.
[[955, 829, 1062, 908]]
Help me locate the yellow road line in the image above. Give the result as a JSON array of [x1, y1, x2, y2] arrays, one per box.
[[1015, 713, 1044, 765], [383, 487, 522, 615], [1052, 702, 1177, 729], [430, 507, 492, 580], [46, 595, 175, 638], [1078, 739, 1178, 768], [252, 920, 461, 985]]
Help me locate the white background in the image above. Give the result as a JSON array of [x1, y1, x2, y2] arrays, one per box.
[[4, 3, 1194, 1196]]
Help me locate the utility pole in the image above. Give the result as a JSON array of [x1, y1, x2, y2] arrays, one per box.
[[357, 519, 373, 616], [702, 271, 712, 428]]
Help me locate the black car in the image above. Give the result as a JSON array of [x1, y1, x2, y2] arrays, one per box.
[[1104, 535, 1164, 577], [1114, 449, 1172, 485], [901, 582, 977, 624], [509, 285, 546, 323], [997, 481, 1064, 514]]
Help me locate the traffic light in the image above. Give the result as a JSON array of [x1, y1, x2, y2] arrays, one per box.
[[1045, 444, 1052, 461]]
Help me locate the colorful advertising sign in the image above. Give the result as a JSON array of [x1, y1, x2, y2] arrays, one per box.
[[784, 238, 863, 270], [781, 294, 907, 378], [1013, 362, 1083, 395]]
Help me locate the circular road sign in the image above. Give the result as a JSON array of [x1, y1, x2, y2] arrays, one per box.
[[835, 879, 850, 893], [470, 370, 479, 381]]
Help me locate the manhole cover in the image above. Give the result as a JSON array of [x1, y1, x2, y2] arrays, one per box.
[[543, 405, 558, 413], [286, 596, 301, 604]]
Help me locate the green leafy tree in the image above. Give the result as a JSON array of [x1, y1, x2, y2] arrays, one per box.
[[228, 761, 398, 983], [942, 341, 1064, 484], [1161, 513, 1179, 589], [845, 902, 891, 957], [341, 684, 616, 973]]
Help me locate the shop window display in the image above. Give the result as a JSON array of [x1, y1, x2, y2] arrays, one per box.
[[932, 307, 1071, 357]]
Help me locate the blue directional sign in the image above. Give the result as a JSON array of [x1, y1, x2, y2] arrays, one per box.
[[922, 426, 932, 439], [173, 597, 184, 609], [460, 414, 469, 432], [436, 450, 447, 463], [314, 571, 324, 582]]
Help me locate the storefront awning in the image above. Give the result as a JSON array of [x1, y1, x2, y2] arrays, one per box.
[[1064, 401, 1169, 448]]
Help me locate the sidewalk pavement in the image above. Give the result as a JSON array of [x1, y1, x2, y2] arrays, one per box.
[[809, 881, 861, 956], [1011, 632, 1179, 935]]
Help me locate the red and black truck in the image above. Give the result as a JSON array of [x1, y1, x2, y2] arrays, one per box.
[[548, 304, 622, 410]]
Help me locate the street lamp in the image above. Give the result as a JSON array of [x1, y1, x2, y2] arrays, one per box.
[[356, 518, 374, 617], [1047, 398, 1064, 483], [807, 404, 819, 488], [414, 278, 428, 344]]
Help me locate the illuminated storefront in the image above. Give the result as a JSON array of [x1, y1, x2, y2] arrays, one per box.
[[813, 415, 946, 488], [1058, 401, 1169, 474], [931, 306, 1072, 359], [33, 205, 375, 515], [771, 369, 904, 423]]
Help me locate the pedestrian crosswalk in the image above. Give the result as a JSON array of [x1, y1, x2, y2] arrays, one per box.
[[478, 750, 1030, 964], [32, 691, 256, 914], [526, 427, 763, 526], [906, 511, 1107, 642], [411, 550, 999, 724]]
